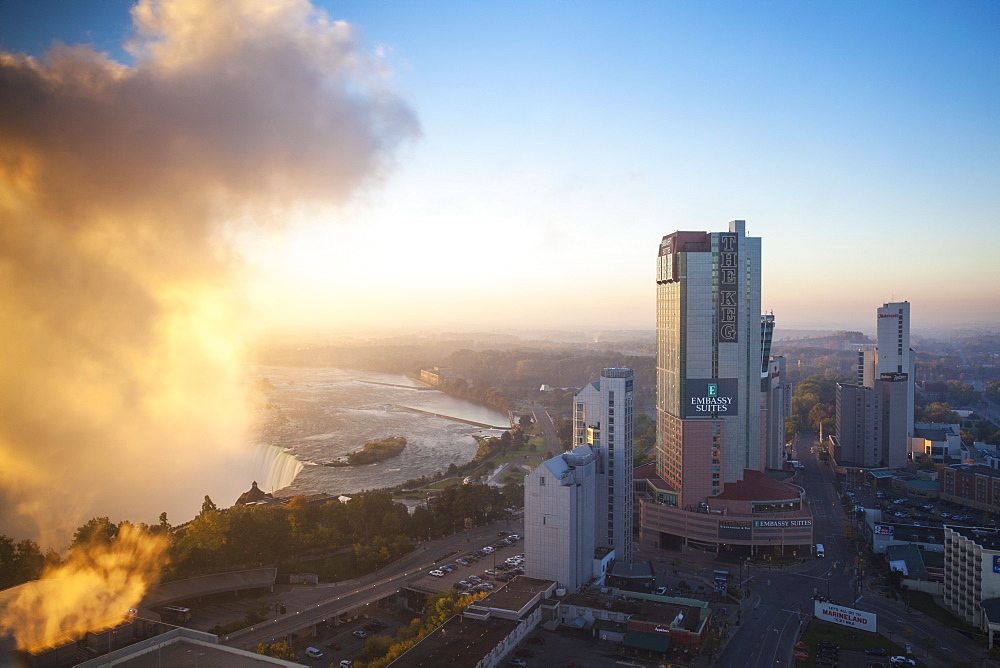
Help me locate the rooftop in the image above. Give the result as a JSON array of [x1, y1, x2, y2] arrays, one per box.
[[949, 526, 1000, 551], [560, 590, 704, 633], [474, 577, 555, 615], [714, 469, 800, 502], [389, 614, 518, 667]]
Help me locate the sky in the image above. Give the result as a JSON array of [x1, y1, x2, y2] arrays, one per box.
[[3, 0, 997, 337]]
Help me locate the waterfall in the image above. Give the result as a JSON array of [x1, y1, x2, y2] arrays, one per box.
[[253, 443, 304, 493]]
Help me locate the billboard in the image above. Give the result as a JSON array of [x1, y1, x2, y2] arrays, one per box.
[[994, 555, 1000, 574], [685, 378, 739, 417], [814, 602, 877, 633], [874, 525, 894, 536]]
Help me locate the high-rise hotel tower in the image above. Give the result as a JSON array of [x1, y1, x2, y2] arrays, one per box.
[[655, 220, 761, 504], [639, 220, 812, 555]]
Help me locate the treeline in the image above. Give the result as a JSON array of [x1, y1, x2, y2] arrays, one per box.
[[439, 349, 655, 398], [439, 377, 514, 413], [0, 484, 525, 590]]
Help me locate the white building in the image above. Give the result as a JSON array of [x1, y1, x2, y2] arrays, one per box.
[[875, 301, 915, 436], [943, 526, 1000, 628], [524, 445, 613, 590], [911, 422, 963, 464], [572, 368, 634, 564]]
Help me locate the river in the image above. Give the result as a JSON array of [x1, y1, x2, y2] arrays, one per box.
[[252, 367, 510, 497]]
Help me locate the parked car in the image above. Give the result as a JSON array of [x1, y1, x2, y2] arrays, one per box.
[[816, 641, 840, 650], [889, 658, 915, 666], [340, 661, 353, 668], [429, 569, 445, 577], [305, 647, 323, 659], [654, 586, 668, 595], [865, 648, 888, 656], [353, 630, 368, 639]]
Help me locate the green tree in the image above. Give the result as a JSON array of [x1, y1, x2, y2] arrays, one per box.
[[201, 495, 218, 516]]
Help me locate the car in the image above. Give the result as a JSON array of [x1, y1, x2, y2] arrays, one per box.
[[340, 661, 353, 668], [816, 641, 840, 650], [456, 558, 469, 566], [353, 630, 368, 639], [429, 569, 445, 577], [482, 546, 494, 554], [889, 658, 915, 666], [485, 569, 496, 575], [305, 647, 324, 659], [654, 586, 668, 595], [498, 530, 510, 536], [509, 660, 527, 667], [815, 658, 838, 667], [865, 648, 888, 656]]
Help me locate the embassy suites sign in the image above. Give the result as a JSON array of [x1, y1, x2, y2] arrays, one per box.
[[685, 378, 739, 418]]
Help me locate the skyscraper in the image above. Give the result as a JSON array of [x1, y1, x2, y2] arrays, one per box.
[[875, 301, 915, 437], [639, 220, 812, 556], [572, 368, 634, 564], [835, 301, 914, 467], [655, 220, 762, 505]]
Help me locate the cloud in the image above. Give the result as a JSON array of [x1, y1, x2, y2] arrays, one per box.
[[0, 0, 418, 544]]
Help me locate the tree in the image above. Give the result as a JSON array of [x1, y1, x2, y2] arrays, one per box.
[[916, 454, 937, 471], [256, 641, 295, 660], [71, 517, 119, 550], [201, 495, 219, 516], [518, 414, 533, 431]]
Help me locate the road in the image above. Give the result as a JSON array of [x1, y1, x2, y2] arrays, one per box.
[[719, 432, 990, 667], [220, 518, 522, 652], [531, 404, 561, 457]]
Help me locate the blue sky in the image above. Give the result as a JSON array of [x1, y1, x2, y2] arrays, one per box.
[[2, 0, 998, 334]]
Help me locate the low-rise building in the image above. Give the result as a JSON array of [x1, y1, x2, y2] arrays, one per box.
[[941, 465, 1000, 514], [911, 423, 963, 464]]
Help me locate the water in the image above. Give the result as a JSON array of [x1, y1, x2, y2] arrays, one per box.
[[252, 367, 510, 497]]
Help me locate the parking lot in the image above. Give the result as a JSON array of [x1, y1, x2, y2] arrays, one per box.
[[414, 532, 527, 596], [842, 478, 998, 530]]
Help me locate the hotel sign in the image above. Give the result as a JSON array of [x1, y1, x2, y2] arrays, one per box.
[[718, 232, 738, 343], [753, 519, 813, 528], [874, 525, 894, 536], [993, 555, 1000, 574], [719, 520, 752, 540], [685, 378, 739, 417], [814, 601, 877, 633]]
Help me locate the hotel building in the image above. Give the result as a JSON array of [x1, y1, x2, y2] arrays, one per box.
[[638, 220, 812, 556]]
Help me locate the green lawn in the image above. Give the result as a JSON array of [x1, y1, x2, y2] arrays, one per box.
[[797, 619, 901, 667], [899, 590, 980, 635]]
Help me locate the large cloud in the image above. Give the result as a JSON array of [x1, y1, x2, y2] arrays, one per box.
[[0, 0, 418, 544]]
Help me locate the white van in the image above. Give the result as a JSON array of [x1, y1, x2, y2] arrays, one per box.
[[815, 544, 825, 558]]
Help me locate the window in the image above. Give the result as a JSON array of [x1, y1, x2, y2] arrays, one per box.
[[539, 477, 545, 486]]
